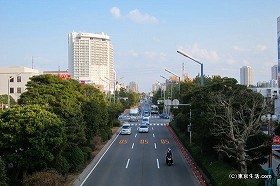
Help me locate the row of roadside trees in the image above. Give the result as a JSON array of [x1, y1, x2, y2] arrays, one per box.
[[0, 74, 139, 185], [153, 76, 274, 185]]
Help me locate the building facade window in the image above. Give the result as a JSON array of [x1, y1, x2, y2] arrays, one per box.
[[17, 87, 21, 93], [10, 77, 14, 82], [10, 87, 14, 94], [17, 76, 21, 82]]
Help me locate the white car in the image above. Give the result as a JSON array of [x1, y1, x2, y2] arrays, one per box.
[[121, 123, 131, 135], [142, 117, 150, 125], [138, 125, 149, 133]]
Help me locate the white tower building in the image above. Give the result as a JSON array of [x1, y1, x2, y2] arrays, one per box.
[[272, 65, 278, 81], [277, 16, 280, 86], [68, 32, 116, 92], [240, 66, 253, 87]]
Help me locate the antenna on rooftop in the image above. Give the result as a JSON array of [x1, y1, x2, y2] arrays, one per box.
[[32, 56, 34, 69]]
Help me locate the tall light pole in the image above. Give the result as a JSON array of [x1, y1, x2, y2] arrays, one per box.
[[160, 75, 173, 101], [100, 78, 111, 102], [177, 50, 204, 86], [105, 76, 123, 103], [165, 68, 180, 95]]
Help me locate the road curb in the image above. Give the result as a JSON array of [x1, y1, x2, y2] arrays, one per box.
[[73, 127, 121, 186]]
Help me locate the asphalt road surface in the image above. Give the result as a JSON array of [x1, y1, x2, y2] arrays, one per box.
[[79, 117, 200, 186]]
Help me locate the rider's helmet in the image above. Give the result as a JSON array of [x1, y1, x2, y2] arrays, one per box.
[[167, 148, 171, 152]]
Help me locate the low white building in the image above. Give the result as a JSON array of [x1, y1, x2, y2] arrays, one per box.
[[250, 87, 279, 99], [0, 66, 40, 101]]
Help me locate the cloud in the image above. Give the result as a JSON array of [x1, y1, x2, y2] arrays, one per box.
[[232, 45, 248, 52], [256, 44, 267, 51], [128, 9, 158, 24], [110, 7, 158, 24], [178, 44, 219, 62], [226, 58, 237, 65], [119, 49, 139, 57], [110, 7, 121, 18], [144, 51, 167, 61], [233, 44, 267, 52]]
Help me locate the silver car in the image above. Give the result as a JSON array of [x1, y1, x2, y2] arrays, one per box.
[[121, 123, 131, 135], [138, 125, 149, 133]]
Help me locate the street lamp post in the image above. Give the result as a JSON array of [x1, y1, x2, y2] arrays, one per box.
[[105, 77, 123, 103], [156, 81, 163, 98], [160, 75, 173, 101], [100, 78, 111, 102], [165, 68, 180, 95], [177, 50, 204, 86]]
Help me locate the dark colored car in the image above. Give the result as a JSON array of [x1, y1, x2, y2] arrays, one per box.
[[159, 114, 169, 119]]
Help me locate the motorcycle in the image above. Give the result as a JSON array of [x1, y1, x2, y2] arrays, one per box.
[[166, 154, 173, 166]]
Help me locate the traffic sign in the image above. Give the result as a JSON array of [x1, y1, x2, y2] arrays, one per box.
[[272, 145, 280, 150], [172, 99, 179, 108], [273, 135, 280, 145]]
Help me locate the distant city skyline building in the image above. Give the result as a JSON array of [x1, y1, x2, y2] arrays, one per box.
[[272, 65, 278, 80], [68, 32, 116, 92], [128, 81, 138, 93], [277, 16, 280, 86], [240, 66, 253, 86]]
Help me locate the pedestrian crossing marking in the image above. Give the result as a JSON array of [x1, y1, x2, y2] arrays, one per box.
[[129, 123, 169, 126]]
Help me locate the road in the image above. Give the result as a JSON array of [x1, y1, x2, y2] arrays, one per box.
[[78, 115, 200, 186]]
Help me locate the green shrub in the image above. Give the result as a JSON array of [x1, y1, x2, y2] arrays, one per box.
[[81, 146, 92, 161], [53, 154, 70, 176], [170, 124, 265, 186], [65, 146, 84, 172], [112, 118, 121, 127]]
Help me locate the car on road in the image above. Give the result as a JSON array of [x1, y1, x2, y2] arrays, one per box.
[[138, 125, 149, 133], [159, 113, 170, 119], [142, 116, 150, 125], [143, 110, 150, 117], [121, 123, 131, 135]]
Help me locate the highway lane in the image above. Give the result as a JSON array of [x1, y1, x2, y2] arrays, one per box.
[[81, 118, 200, 186]]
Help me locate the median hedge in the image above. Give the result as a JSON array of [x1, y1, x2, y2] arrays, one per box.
[[169, 122, 266, 186]]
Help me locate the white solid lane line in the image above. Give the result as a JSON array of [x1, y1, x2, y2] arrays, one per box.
[[157, 158, 160, 169], [131, 143, 134, 149], [80, 132, 120, 186], [126, 159, 130, 168]]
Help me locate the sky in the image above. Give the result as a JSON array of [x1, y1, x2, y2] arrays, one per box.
[[0, 0, 279, 92]]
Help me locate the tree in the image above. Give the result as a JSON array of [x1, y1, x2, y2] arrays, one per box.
[[18, 74, 86, 146], [208, 88, 270, 173], [0, 94, 16, 107], [80, 84, 110, 141], [0, 159, 8, 186], [0, 104, 65, 180]]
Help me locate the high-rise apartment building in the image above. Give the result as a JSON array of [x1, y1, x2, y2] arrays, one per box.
[[128, 81, 139, 93], [240, 66, 253, 86], [68, 32, 116, 92], [272, 65, 278, 80], [277, 16, 280, 86]]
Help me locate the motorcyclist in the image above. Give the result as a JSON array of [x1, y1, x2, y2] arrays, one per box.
[[167, 148, 172, 157], [166, 148, 173, 164]]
